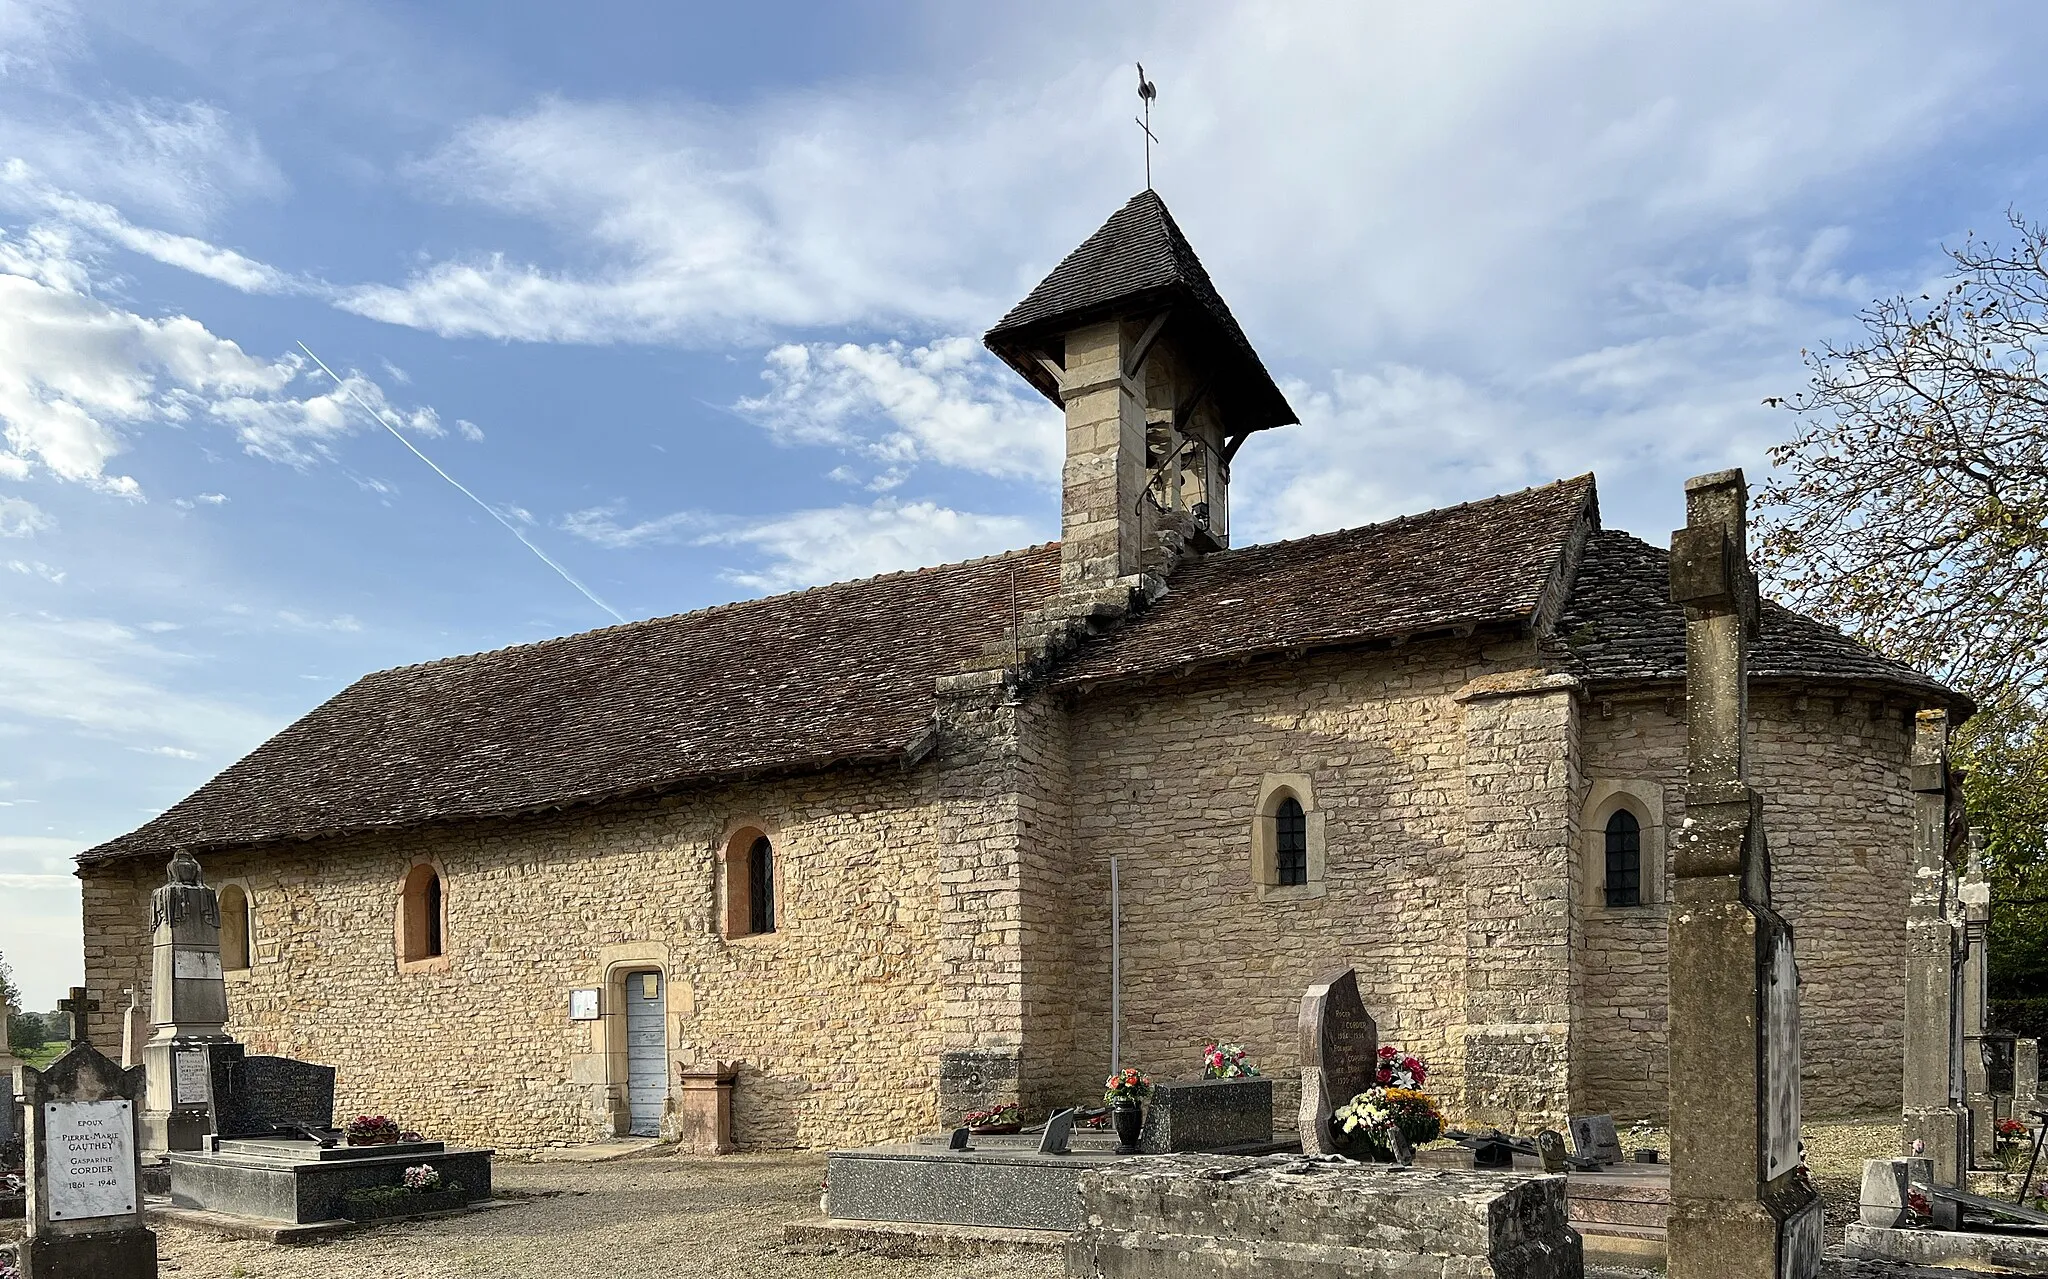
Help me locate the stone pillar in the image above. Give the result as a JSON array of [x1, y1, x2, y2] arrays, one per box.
[[117, 990, 147, 1071], [1456, 672, 1582, 1131], [1960, 834, 1995, 1168], [138, 851, 236, 1153], [674, 1063, 736, 1155], [18, 1027, 157, 1277], [1665, 469, 1821, 1279], [2018, 1039, 2040, 1110], [0, 988, 19, 1156], [1902, 710, 1968, 1186], [1057, 319, 1151, 588]]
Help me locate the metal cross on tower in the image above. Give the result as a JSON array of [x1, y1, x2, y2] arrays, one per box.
[[1135, 63, 1158, 190], [58, 985, 100, 1046]]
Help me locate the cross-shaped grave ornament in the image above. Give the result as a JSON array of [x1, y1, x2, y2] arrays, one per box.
[[58, 985, 100, 1046]]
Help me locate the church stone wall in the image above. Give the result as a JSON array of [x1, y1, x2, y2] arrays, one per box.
[[1577, 687, 1918, 1121], [79, 767, 950, 1151], [1057, 637, 1529, 1129]]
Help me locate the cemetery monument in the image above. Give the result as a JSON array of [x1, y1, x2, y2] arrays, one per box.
[[1663, 469, 1820, 1279], [139, 850, 236, 1153]]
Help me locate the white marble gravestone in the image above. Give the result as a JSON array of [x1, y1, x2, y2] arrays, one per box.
[[17, 1006, 156, 1279]]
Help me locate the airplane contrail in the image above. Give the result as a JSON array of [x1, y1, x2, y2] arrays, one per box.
[[297, 341, 627, 624]]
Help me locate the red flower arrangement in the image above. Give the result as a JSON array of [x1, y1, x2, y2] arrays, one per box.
[[1375, 1045, 1427, 1089], [345, 1115, 403, 1146]]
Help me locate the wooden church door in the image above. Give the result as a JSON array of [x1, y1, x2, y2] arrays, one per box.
[[625, 970, 669, 1137]]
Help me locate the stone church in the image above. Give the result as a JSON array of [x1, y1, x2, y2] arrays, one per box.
[[78, 191, 1962, 1151]]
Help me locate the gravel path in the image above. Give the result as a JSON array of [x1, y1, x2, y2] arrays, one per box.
[[145, 1152, 1062, 1279]]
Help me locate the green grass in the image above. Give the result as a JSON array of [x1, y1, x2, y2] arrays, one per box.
[[14, 1043, 66, 1070]]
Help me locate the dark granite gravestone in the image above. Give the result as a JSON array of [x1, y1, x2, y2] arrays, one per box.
[[204, 1044, 336, 1138], [1296, 967, 1377, 1157], [1569, 1115, 1623, 1167], [1039, 1109, 1075, 1156], [1137, 1077, 1274, 1154], [17, 1015, 158, 1279]]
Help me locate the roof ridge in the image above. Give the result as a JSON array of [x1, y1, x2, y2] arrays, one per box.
[[375, 540, 1061, 677], [1205, 473, 1594, 563]]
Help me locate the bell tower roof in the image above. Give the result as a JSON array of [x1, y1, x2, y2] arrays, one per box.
[[983, 189, 1297, 439]]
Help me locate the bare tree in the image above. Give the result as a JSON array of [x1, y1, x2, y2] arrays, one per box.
[[1757, 211, 2048, 708]]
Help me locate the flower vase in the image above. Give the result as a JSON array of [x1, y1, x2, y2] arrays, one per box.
[[1111, 1099, 1143, 1154]]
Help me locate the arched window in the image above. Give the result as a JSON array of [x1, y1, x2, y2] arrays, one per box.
[[1604, 810, 1642, 908], [1274, 797, 1308, 886], [220, 884, 252, 971], [399, 863, 447, 965], [748, 836, 776, 935], [724, 827, 779, 938]]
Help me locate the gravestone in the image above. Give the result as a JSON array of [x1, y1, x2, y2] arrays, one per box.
[[203, 1043, 336, 1138], [2018, 1039, 2040, 1109], [0, 987, 19, 1156], [1138, 1077, 1273, 1154], [1858, 1157, 1932, 1229], [1901, 709, 1969, 1186], [1295, 966, 1377, 1157], [16, 996, 157, 1278], [140, 851, 238, 1152], [1039, 1108, 1075, 1155], [1536, 1129, 1568, 1173], [1568, 1114, 1622, 1167], [1665, 470, 1821, 1279], [1959, 834, 1997, 1169]]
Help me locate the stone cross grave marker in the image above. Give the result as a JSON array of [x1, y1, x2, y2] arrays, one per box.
[[1568, 1114, 1623, 1167], [141, 850, 237, 1153], [1296, 966, 1377, 1157], [16, 998, 158, 1279], [1901, 708, 1968, 1186], [1665, 469, 1821, 1279]]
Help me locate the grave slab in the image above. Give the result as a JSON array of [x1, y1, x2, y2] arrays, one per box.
[[166, 1136, 493, 1227], [1137, 1077, 1274, 1154], [1065, 1153, 1583, 1279], [824, 1141, 1135, 1232], [1843, 1222, 2048, 1271]]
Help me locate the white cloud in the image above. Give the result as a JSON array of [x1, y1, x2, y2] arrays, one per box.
[[6, 558, 65, 583], [560, 503, 701, 549], [0, 495, 50, 536], [128, 744, 200, 760], [735, 338, 1060, 484], [700, 499, 1041, 593], [455, 418, 484, 442], [0, 612, 278, 755], [0, 225, 448, 488], [562, 494, 1042, 592]]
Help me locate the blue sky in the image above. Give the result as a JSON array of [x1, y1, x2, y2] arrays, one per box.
[[3, 0, 2047, 1010]]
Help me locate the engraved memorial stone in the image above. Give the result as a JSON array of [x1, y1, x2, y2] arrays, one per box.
[[1665, 469, 1820, 1279], [1295, 966, 1378, 1157], [1535, 1128, 1568, 1173], [17, 998, 157, 1279], [1038, 1107, 1075, 1156], [140, 850, 238, 1152], [1569, 1114, 1623, 1167]]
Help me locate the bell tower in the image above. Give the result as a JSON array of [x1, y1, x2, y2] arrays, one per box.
[[985, 191, 1296, 588]]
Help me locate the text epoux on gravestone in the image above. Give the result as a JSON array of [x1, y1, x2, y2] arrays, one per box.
[[43, 1098, 138, 1220]]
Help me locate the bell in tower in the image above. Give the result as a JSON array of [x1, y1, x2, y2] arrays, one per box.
[[983, 191, 1297, 587]]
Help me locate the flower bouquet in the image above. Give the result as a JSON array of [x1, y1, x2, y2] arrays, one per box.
[[1202, 1040, 1261, 1079], [345, 1114, 403, 1146], [1104, 1068, 1152, 1153], [1374, 1045, 1427, 1089], [1998, 1117, 2033, 1171], [963, 1102, 1023, 1134], [1333, 1086, 1443, 1162]]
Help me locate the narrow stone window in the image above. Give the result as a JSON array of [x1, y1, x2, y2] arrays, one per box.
[[220, 884, 251, 971], [399, 862, 447, 964], [1274, 797, 1308, 886], [1604, 810, 1642, 908], [748, 835, 777, 935], [724, 826, 780, 939]]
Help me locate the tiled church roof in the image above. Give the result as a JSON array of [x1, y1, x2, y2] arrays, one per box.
[[81, 478, 1959, 866], [1550, 529, 1967, 710], [1050, 476, 1598, 689], [983, 190, 1297, 436], [81, 546, 1064, 865]]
